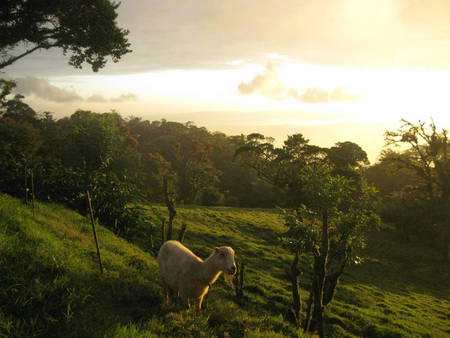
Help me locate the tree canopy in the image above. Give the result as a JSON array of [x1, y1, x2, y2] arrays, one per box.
[[0, 0, 131, 71]]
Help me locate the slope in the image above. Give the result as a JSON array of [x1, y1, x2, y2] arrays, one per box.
[[1, 195, 448, 337]]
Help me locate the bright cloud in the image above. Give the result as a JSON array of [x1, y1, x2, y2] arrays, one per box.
[[238, 63, 359, 103]]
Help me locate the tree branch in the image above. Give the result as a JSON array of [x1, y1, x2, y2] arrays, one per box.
[[0, 44, 45, 69]]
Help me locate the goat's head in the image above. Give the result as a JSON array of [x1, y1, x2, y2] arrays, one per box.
[[214, 246, 236, 276]]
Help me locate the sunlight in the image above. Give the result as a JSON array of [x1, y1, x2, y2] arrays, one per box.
[[45, 59, 450, 130]]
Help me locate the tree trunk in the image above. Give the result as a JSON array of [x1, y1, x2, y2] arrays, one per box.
[[310, 208, 329, 338], [323, 255, 348, 307], [303, 289, 314, 333]]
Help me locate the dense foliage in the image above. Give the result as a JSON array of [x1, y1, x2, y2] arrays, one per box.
[[0, 0, 131, 71], [0, 86, 286, 238]]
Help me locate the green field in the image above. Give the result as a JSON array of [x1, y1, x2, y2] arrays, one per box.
[[0, 194, 448, 337]]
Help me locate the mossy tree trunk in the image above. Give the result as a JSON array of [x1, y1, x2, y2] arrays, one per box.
[[309, 209, 329, 338], [288, 250, 301, 326], [323, 255, 348, 307]]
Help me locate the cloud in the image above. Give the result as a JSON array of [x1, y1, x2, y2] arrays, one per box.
[[86, 94, 108, 103], [238, 62, 289, 100], [301, 87, 359, 103], [87, 92, 138, 103], [238, 63, 359, 103], [111, 93, 138, 102], [14, 76, 83, 102]]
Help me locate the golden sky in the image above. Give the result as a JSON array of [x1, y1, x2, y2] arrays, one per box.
[[4, 0, 450, 162]]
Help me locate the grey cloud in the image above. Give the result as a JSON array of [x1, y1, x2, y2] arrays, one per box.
[[6, 0, 450, 78], [14, 76, 138, 104], [15, 76, 83, 102], [239, 63, 359, 103]]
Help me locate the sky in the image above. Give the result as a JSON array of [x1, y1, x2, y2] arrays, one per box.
[[3, 0, 450, 162]]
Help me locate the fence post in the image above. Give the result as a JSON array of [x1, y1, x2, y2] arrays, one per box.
[[86, 190, 104, 274], [178, 223, 187, 243], [24, 164, 28, 204], [31, 169, 35, 217], [160, 218, 166, 246]]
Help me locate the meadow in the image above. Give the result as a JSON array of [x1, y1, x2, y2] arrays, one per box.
[[0, 193, 448, 337]]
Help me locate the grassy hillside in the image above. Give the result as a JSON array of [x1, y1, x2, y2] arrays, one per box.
[[0, 194, 161, 337], [1, 194, 449, 337]]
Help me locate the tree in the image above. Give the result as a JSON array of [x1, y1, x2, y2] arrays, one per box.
[[237, 134, 377, 336], [366, 149, 420, 196], [282, 165, 379, 337], [0, 79, 16, 107], [234, 133, 326, 207], [0, 115, 41, 195], [383, 119, 449, 261], [0, 0, 130, 71], [326, 141, 369, 178], [385, 119, 449, 201]]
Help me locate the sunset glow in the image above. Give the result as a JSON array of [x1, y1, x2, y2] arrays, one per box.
[[4, 0, 450, 162]]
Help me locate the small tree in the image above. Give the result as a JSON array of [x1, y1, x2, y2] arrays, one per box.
[[282, 165, 379, 337]]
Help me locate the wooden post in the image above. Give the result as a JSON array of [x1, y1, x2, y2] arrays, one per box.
[[160, 218, 166, 246], [163, 176, 176, 240], [24, 164, 28, 204], [86, 190, 104, 274], [114, 218, 119, 236], [234, 260, 245, 299], [31, 169, 35, 217], [178, 223, 187, 243], [150, 233, 154, 251]]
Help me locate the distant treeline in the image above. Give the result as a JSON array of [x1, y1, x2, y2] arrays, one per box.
[[0, 88, 448, 260]]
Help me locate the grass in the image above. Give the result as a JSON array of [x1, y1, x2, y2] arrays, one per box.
[[1, 194, 448, 337]]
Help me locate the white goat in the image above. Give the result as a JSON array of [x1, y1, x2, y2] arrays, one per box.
[[157, 240, 236, 309]]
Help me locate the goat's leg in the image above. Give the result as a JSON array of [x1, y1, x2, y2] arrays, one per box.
[[161, 282, 170, 304], [198, 296, 204, 310]]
